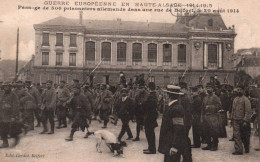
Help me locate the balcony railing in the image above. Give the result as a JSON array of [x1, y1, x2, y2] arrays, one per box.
[[163, 62, 172, 66], [208, 63, 218, 69], [132, 59, 142, 66], [86, 60, 95, 65], [178, 62, 186, 69]]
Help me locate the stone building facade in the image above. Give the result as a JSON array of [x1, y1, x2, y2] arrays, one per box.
[[32, 13, 236, 87]]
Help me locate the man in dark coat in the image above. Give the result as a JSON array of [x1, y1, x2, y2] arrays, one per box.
[[143, 82, 158, 154], [201, 84, 222, 151], [65, 85, 92, 141], [0, 83, 21, 148], [158, 85, 192, 162], [191, 87, 203, 148], [40, 80, 56, 134], [115, 88, 134, 142], [133, 85, 148, 141]]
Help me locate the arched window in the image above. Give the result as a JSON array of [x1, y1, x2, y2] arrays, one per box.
[[163, 44, 172, 62], [208, 44, 217, 63], [117, 42, 126, 62], [178, 44, 186, 63], [85, 41, 95, 61], [101, 42, 111, 61], [148, 43, 157, 62], [132, 43, 142, 62]]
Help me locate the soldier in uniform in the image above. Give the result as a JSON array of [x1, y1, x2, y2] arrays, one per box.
[[25, 80, 42, 128], [158, 85, 192, 162], [232, 85, 252, 155], [96, 84, 113, 128], [56, 80, 70, 129], [179, 82, 192, 137], [115, 88, 134, 142], [133, 84, 148, 141], [65, 85, 92, 141], [40, 80, 56, 134], [143, 82, 158, 154], [0, 82, 22, 148], [201, 83, 222, 151], [83, 83, 95, 123], [14, 81, 35, 131], [191, 86, 203, 148]]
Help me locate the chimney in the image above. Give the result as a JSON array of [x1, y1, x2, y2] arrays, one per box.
[[79, 11, 83, 25]]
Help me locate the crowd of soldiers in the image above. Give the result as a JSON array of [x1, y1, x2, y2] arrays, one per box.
[[0, 72, 259, 162]]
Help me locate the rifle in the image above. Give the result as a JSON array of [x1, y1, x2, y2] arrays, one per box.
[[180, 68, 188, 82], [201, 70, 208, 83], [82, 58, 104, 85]]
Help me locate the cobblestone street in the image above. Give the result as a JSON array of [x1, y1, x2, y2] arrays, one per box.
[[0, 116, 259, 162]]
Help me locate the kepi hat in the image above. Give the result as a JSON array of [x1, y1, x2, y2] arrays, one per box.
[[164, 85, 184, 95]]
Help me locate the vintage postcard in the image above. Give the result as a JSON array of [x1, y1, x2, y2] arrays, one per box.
[[0, 0, 259, 161]]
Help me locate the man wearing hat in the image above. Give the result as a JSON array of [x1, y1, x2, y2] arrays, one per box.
[[13, 80, 36, 131], [191, 86, 203, 148], [143, 82, 158, 154], [158, 85, 192, 162], [96, 83, 113, 128], [40, 80, 56, 134], [115, 88, 134, 142], [201, 83, 222, 151], [0, 82, 21, 148], [25, 80, 42, 128], [133, 83, 148, 141], [65, 84, 92, 141], [56, 80, 70, 129], [231, 85, 252, 155]]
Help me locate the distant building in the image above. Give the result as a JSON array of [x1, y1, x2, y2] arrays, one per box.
[[236, 50, 260, 78], [31, 13, 237, 86]]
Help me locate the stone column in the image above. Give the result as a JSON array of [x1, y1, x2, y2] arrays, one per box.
[[172, 43, 178, 67], [111, 40, 117, 66], [218, 43, 222, 68], [142, 41, 148, 66], [96, 40, 101, 65], [76, 32, 84, 67], [158, 42, 163, 66], [203, 43, 208, 68], [126, 41, 132, 66]]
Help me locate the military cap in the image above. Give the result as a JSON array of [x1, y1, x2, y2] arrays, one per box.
[[46, 80, 53, 84], [179, 82, 187, 89], [73, 79, 79, 83], [120, 88, 128, 93], [60, 80, 66, 83], [148, 82, 156, 90], [191, 87, 198, 92], [25, 80, 32, 84]]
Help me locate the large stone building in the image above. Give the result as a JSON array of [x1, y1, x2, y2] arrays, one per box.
[[32, 13, 236, 87]]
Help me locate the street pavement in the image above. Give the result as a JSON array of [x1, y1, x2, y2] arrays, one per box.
[[0, 116, 259, 162]]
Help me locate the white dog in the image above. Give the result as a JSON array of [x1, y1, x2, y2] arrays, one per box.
[[87, 130, 126, 157]]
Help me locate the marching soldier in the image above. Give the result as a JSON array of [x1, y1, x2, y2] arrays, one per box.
[[201, 83, 222, 151], [191, 86, 203, 148], [96, 83, 113, 128], [143, 82, 158, 154], [115, 88, 134, 142], [179, 82, 192, 137], [65, 85, 92, 141], [158, 85, 192, 162], [25, 80, 42, 128], [0, 82, 22, 148], [133, 84, 148, 141], [40, 80, 56, 134], [56, 80, 70, 129], [232, 85, 252, 155], [14, 81, 36, 131]]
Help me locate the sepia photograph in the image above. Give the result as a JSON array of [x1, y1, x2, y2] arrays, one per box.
[[0, 0, 259, 161]]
